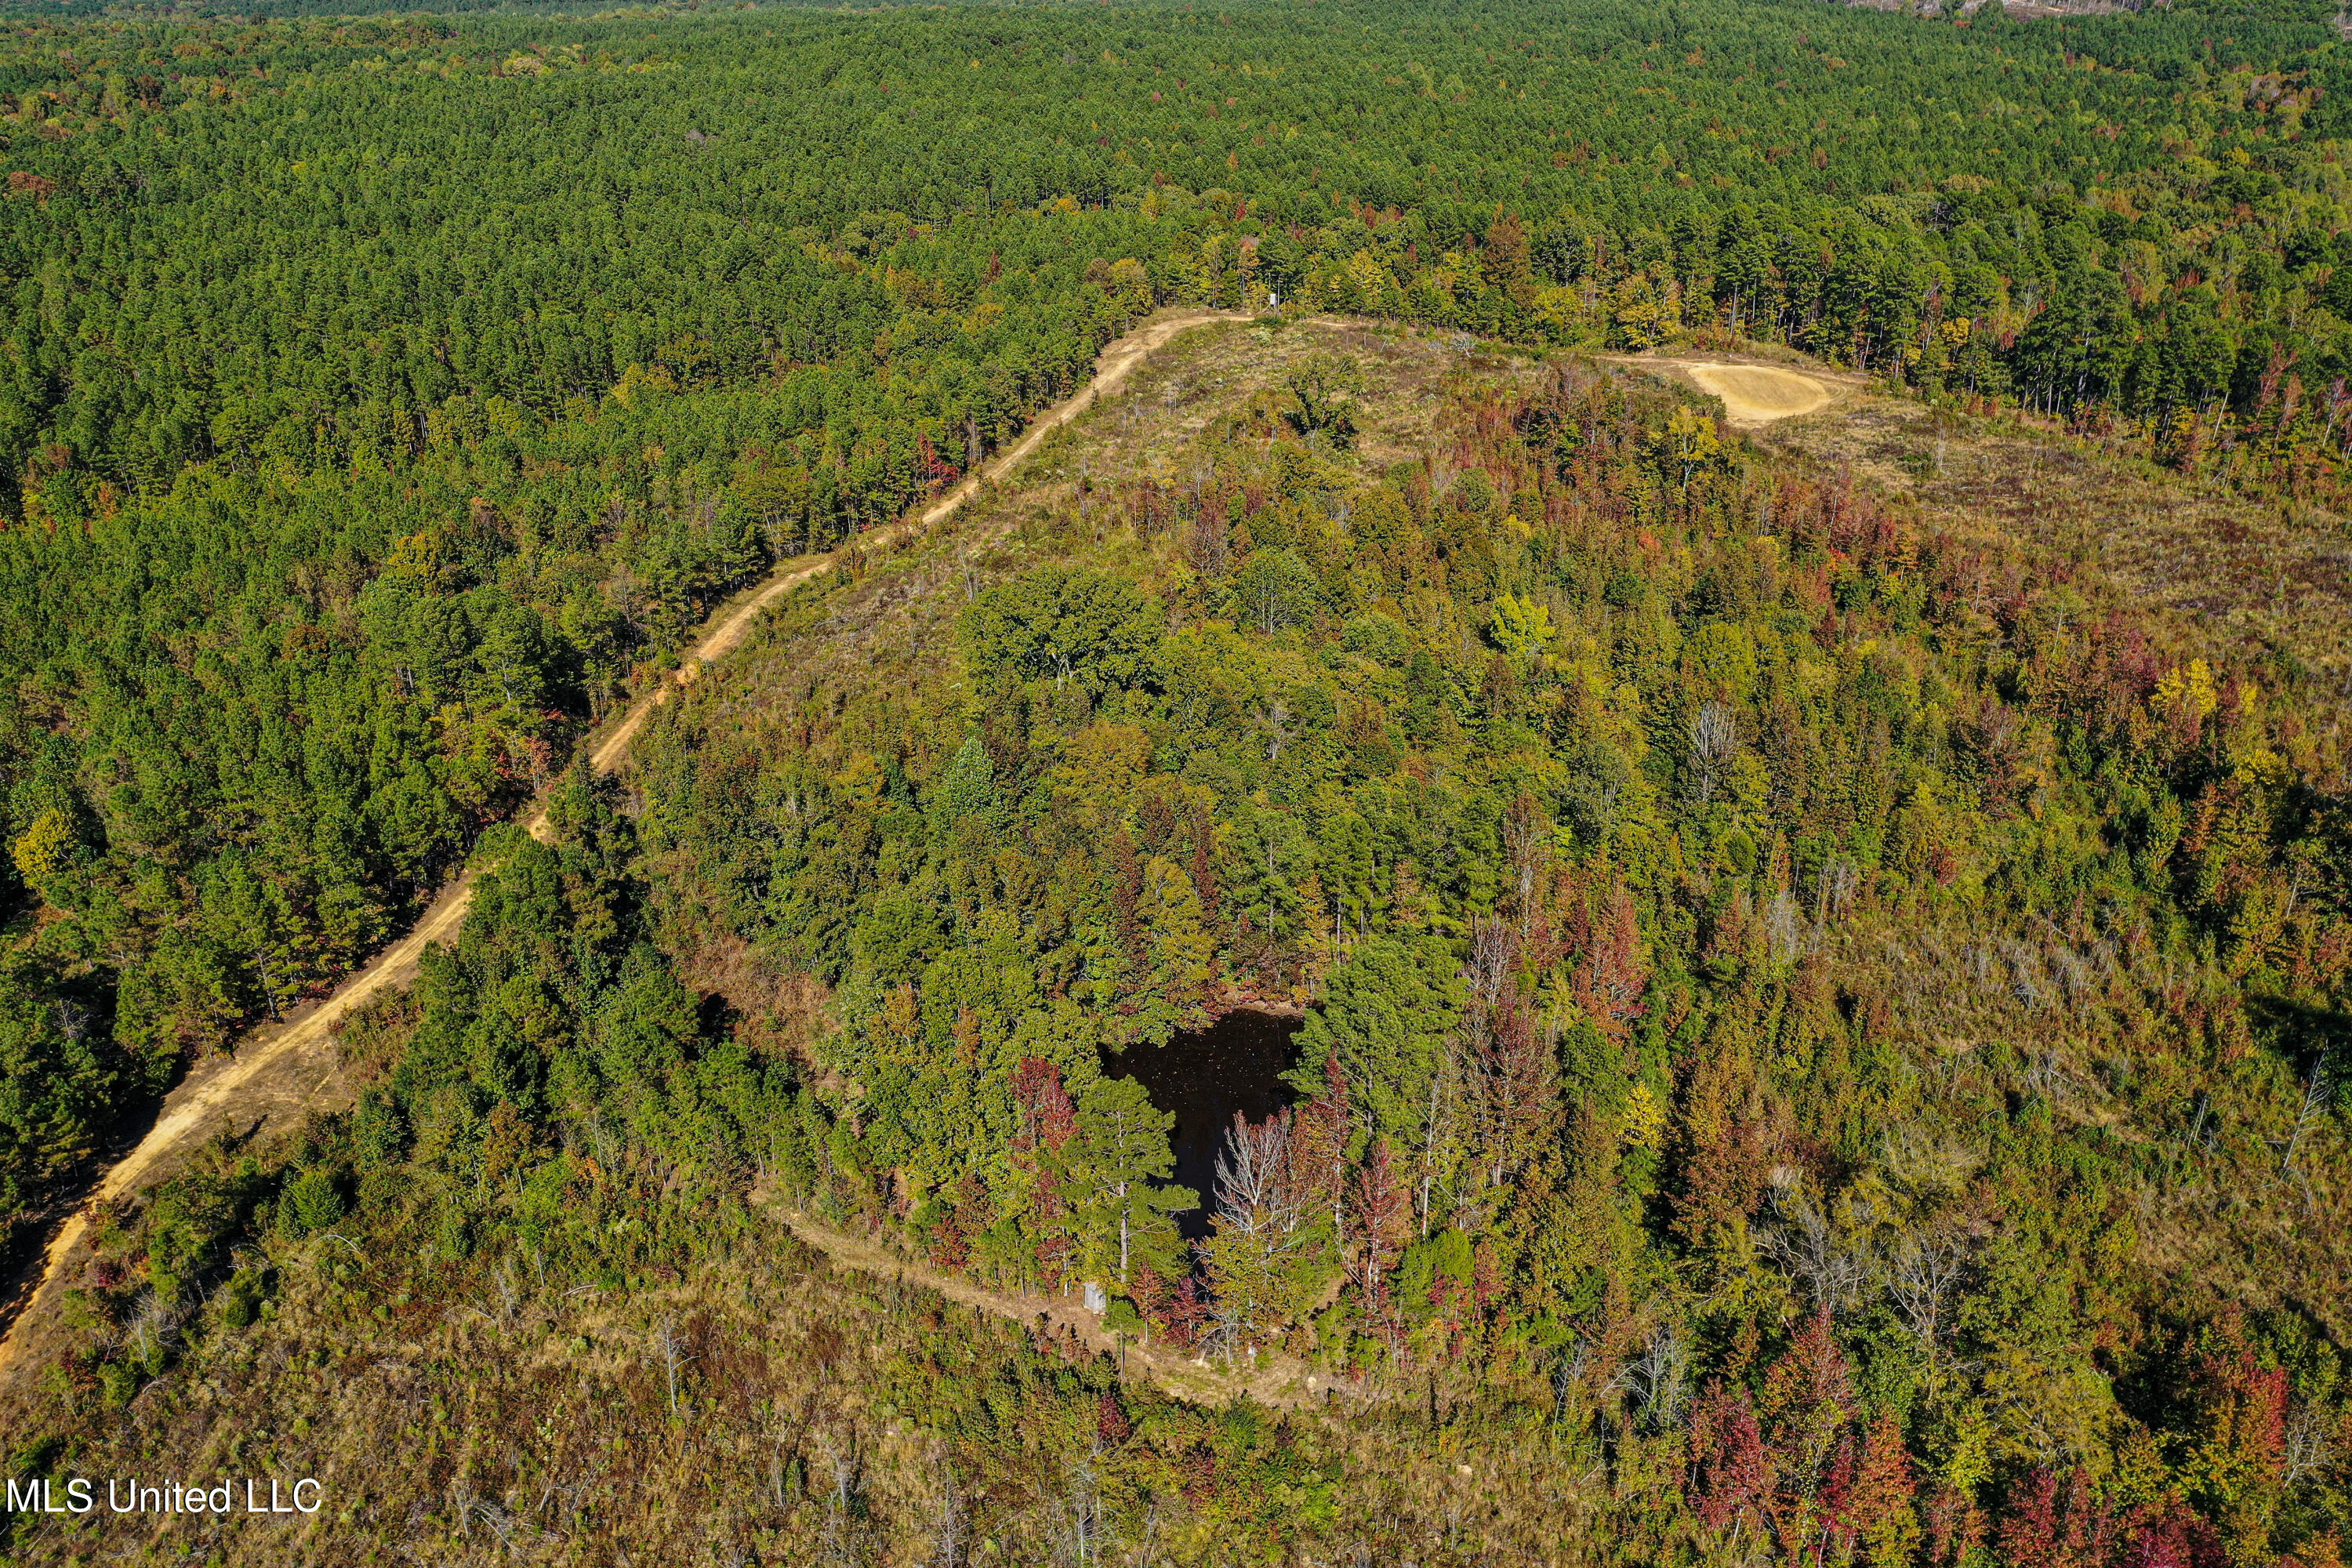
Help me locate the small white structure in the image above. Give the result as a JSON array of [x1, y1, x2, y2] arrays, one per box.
[[1083, 1280, 1107, 1314]]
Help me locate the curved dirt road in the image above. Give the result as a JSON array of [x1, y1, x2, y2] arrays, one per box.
[[0, 307, 1247, 1386]]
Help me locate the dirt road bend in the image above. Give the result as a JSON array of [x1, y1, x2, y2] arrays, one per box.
[[0, 308, 1247, 1388], [771, 1204, 1321, 1411]]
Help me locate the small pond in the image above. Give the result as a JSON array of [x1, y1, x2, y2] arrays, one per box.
[[1106, 1009, 1303, 1240]]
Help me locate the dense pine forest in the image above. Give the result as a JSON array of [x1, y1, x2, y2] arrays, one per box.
[[2, 0, 2351, 1560]]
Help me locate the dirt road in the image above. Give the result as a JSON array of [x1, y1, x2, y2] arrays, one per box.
[[772, 1204, 1327, 1410], [0, 308, 1248, 1388]]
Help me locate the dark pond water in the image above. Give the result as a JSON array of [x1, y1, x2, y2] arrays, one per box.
[[1107, 1010, 1303, 1240]]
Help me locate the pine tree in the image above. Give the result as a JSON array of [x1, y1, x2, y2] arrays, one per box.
[[1073, 1075, 1195, 1287]]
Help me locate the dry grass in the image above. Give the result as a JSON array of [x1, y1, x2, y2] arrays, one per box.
[[0, 1188, 1604, 1566], [1748, 376, 2352, 699]]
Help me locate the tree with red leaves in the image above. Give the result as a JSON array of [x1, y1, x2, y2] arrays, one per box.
[[2183, 1308, 2292, 1563], [1009, 1057, 1080, 1283], [916, 430, 960, 494], [1840, 1410, 1922, 1568], [1754, 1310, 1857, 1556], [1187, 797, 1222, 933], [927, 1169, 989, 1272], [2118, 1502, 2229, 1568], [1573, 880, 1648, 1043], [1924, 1479, 1989, 1568], [1690, 1378, 1772, 1550], [1010, 1056, 1078, 1153], [1107, 829, 1145, 980], [1161, 1274, 1210, 1350], [1094, 1388, 1131, 1447], [1127, 1265, 1171, 1347], [1348, 1137, 1412, 1350], [1998, 1468, 2115, 1568]]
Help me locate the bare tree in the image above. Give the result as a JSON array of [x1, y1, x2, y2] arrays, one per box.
[[1214, 1109, 1294, 1233], [494, 1261, 521, 1325], [1688, 701, 1739, 804], [2285, 1400, 2338, 1491], [1251, 698, 1293, 762], [1465, 918, 1519, 1016], [1501, 794, 1552, 938], [652, 1316, 692, 1417], [125, 1287, 180, 1373], [1053, 1461, 1104, 1566], [1627, 1326, 1688, 1432], [1207, 1110, 1290, 1358], [1882, 1123, 1984, 1195], [927, 1464, 968, 1567], [1460, 926, 1555, 1195], [1763, 1184, 1873, 1316], [1416, 1035, 1463, 1239], [1887, 1220, 1976, 1369], [2280, 1058, 2332, 1179], [1814, 857, 1860, 924], [1549, 1336, 1592, 1427], [817, 1430, 864, 1566]]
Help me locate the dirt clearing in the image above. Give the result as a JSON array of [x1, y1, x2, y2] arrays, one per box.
[[1610, 352, 1855, 426], [1680, 361, 1836, 423]]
